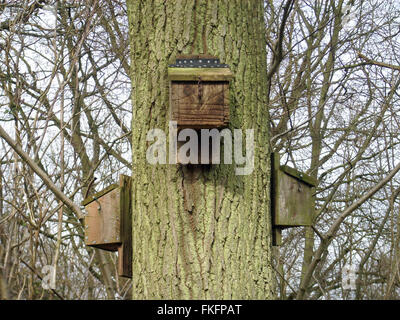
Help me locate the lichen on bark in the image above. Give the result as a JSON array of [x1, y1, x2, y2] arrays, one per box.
[[127, 0, 274, 299]]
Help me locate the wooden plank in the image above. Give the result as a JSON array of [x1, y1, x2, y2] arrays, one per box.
[[177, 123, 228, 130], [81, 183, 119, 206], [176, 105, 226, 112], [172, 82, 225, 105], [118, 174, 132, 278], [280, 165, 317, 187], [176, 114, 226, 120], [271, 152, 315, 229], [168, 68, 233, 81], [275, 172, 314, 227], [170, 81, 229, 128], [175, 112, 226, 118], [177, 121, 227, 126], [270, 152, 280, 229], [84, 188, 121, 251], [272, 227, 282, 246]]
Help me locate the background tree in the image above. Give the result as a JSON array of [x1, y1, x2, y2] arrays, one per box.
[[0, 0, 132, 299], [267, 0, 400, 299]]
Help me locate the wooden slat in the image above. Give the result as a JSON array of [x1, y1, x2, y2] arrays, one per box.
[[176, 105, 225, 112], [270, 152, 280, 230], [272, 227, 282, 246], [177, 120, 227, 126], [176, 113, 226, 119], [168, 68, 233, 81], [81, 184, 119, 206], [280, 165, 317, 187], [118, 174, 132, 278], [172, 82, 225, 105]]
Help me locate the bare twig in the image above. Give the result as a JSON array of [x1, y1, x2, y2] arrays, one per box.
[[0, 124, 84, 219]]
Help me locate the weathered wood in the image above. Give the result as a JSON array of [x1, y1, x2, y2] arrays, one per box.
[[83, 174, 133, 274], [168, 58, 232, 130], [277, 172, 315, 226], [81, 183, 119, 206], [280, 165, 317, 187], [270, 152, 280, 227], [271, 153, 316, 229], [170, 81, 229, 128], [84, 187, 121, 251], [272, 227, 282, 246], [168, 68, 233, 81], [118, 175, 132, 278]]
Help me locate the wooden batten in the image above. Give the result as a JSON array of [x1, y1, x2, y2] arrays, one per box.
[[279, 165, 317, 187], [81, 183, 119, 207], [168, 67, 233, 81], [118, 175, 132, 278]]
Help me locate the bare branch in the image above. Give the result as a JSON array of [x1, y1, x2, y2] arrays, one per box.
[[0, 124, 84, 220]]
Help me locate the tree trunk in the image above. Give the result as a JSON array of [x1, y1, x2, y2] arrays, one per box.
[[127, 0, 274, 299]]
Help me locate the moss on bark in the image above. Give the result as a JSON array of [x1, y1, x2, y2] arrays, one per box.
[[127, 0, 274, 299]]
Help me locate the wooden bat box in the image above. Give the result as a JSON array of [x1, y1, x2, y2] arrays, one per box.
[[271, 153, 317, 246], [82, 175, 132, 277], [168, 55, 233, 129]]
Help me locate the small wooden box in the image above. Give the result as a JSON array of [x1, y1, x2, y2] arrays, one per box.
[[82, 175, 132, 277], [168, 55, 233, 129], [83, 184, 121, 251], [271, 153, 317, 228]]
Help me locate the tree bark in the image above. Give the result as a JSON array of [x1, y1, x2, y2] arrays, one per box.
[[127, 0, 274, 299]]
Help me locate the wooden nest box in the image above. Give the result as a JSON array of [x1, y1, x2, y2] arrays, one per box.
[[271, 153, 317, 246], [168, 55, 233, 129], [82, 175, 132, 277]]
